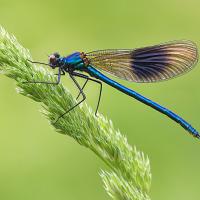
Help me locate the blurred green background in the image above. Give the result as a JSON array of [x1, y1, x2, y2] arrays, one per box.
[[0, 0, 200, 199]]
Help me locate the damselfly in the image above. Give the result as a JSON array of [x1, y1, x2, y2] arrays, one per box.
[[25, 41, 199, 139]]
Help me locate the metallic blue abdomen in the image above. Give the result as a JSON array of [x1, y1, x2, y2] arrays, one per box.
[[86, 66, 199, 139]]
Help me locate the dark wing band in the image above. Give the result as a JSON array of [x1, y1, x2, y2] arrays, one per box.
[[86, 41, 198, 83]]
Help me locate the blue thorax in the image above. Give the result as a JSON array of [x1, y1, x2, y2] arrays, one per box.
[[60, 52, 85, 70]]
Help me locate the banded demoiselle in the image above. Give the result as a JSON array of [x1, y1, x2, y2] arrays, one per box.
[[25, 41, 199, 139]]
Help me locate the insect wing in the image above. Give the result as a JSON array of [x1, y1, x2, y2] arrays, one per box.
[[86, 41, 198, 82]]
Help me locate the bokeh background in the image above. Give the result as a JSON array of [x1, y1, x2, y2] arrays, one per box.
[[0, 0, 200, 200]]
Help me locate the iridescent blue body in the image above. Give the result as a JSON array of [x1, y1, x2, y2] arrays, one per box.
[[86, 66, 199, 138], [61, 52, 85, 71], [58, 52, 199, 139], [31, 41, 199, 139]]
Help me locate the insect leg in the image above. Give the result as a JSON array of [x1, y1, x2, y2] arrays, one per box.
[[71, 71, 102, 116], [76, 79, 89, 100], [23, 67, 64, 85], [53, 73, 86, 123], [27, 59, 50, 66]]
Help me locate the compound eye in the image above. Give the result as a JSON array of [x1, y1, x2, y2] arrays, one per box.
[[49, 54, 57, 64], [53, 52, 60, 58]]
